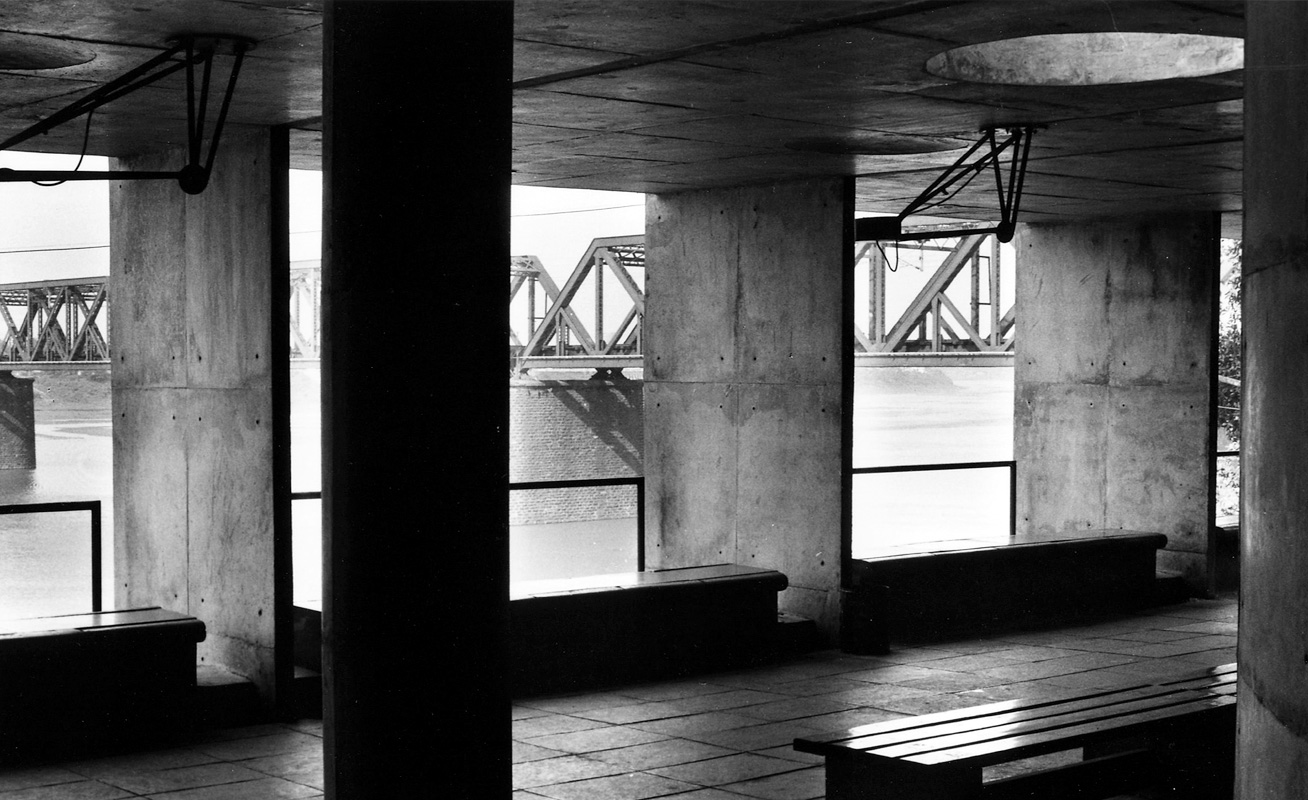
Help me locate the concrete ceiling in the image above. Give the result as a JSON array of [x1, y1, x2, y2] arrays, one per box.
[[0, 1, 1245, 235]]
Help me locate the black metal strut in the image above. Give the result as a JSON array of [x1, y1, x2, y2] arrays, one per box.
[[0, 34, 251, 195], [856, 125, 1036, 243]]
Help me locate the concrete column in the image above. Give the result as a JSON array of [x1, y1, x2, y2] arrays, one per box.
[[644, 179, 851, 639], [0, 372, 35, 469], [111, 129, 291, 705], [1238, 4, 1308, 794], [1014, 214, 1217, 592], [322, 3, 510, 797]]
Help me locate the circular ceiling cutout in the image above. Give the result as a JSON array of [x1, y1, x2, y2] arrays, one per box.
[[786, 133, 966, 156], [0, 33, 95, 70], [925, 33, 1243, 86]]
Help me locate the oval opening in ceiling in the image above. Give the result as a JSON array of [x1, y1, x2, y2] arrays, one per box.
[[925, 32, 1243, 86], [0, 33, 95, 70]]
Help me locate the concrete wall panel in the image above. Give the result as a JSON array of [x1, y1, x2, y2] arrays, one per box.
[[1014, 382, 1108, 536], [110, 153, 187, 389], [644, 380, 738, 568], [1015, 215, 1215, 590], [735, 182, 845, 386], [186, 132, 274, 390], [645, 178, 847, 637], [112, 132, 282, 702], [735, 382, 841, 590], [644, 194, 738, 382], [186, 388, 275, 685], [113, 387, 188, 609]]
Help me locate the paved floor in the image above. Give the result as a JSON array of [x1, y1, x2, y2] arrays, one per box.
[[0, 597, 1237, 799]]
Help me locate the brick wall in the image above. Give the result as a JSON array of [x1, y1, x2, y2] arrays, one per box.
[[509, 376, 643, 525]]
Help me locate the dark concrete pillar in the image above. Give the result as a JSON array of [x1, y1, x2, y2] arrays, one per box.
[[111, 130, 291, 707], [644, 179, 852, 639], [0, 372, 35, 469], [1014, 214, 1217, 592], [1238, 4, 1308, 794], [322, 3, 510, 797]]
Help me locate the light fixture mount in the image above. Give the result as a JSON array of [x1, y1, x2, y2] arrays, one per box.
[[856, 125, 1036, 243], [0, 34, 253, 195]]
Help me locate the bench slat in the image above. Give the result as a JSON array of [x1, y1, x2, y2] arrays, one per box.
[[869, 690, 1230, 762], [835, 682, 1232, 756], [909, 695, 1234, 766], [797, 663, 1237, 754]]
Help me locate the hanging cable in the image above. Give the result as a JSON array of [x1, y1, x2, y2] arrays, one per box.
[[31, 110, 94, 187]]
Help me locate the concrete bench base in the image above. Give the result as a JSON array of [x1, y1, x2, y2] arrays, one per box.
[[510, 564, 788, 696], [0, 607, 205, 762], [845, 532, 1168, 650]]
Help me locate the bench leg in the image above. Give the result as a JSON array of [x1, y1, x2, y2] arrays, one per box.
[[825, 754, 981, 800]]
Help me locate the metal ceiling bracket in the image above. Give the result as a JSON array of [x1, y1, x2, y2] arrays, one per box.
[[0, 34, 252, 195], [856, 125, 1036, 243]]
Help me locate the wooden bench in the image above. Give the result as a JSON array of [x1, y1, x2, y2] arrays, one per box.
[[0, 607, 206, 761], [795, 663, 1236, 800], [510, 564, 787, 695]]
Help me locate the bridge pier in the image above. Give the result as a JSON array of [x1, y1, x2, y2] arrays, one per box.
[[0, 371, 35, 469]]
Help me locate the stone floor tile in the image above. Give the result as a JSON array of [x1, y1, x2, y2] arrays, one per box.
[[976, 652, 1138, 682], [765, 675, 869, 697], [754, 745, 825, 765], [648, 752, 801, 786], [513, 714, 611, 739], [511, 755, 629, 790], [589, 738, 738, 771], [518, 692, 644, 715], [0, 780, 135, 800], [190, 724, 290, 743], [67, 747, 220, 779], [284, 720, 322, 737], [0, 767, 88, 793], [630, 711, 762, 737], [890, 651, 1028, 674], [797, 705, 907, 735], [139, 776, 320, 799], [814, 682, 938, 708], [97, 762, 267, 795], [515, 741, 568, 764], [192, 732, 322, 762], [514, 706, 553, 721], [237, 749, 324, 790], [1173, 647, 1237, 667], [1124, 635, 1238, 659], [851, 647, 955, 665], [689, 720, 831, 752], [716, 765, 824, 800], [894, 669, 1006, 692], [733, 695, 859, 722], [871, 691, 997, 715], [840, 663, 961, 684], [529, 771, 699, 800], [525, 724, 668, 754], [569, 701, 686, 725], [1103, 628, 1208, 643], [613, 680, 736, 703], [663, 690, 789, 715]]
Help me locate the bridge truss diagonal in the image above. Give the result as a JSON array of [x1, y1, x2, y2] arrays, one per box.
[[511, 233, 1016, 377]]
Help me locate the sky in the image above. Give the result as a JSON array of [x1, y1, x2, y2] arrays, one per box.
[[0, 157, 645, 288]]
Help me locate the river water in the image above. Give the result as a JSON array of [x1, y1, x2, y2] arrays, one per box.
[[2, 365, 1015, 614]]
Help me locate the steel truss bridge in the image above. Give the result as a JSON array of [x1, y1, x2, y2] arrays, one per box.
[[0, 261, 325, 369], [0, 235, 1014, 372], [511, 233, 1016, 376]]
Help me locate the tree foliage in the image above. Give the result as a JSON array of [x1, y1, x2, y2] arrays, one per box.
[[1217, 240, 1241, 446]]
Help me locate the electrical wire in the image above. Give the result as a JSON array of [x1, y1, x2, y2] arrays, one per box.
[[31, 110, 94, 187]]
